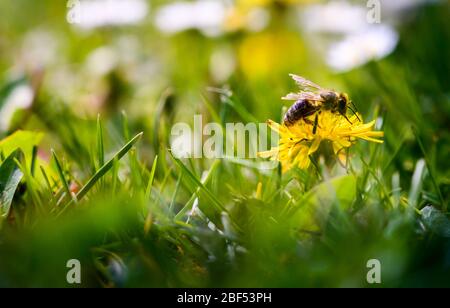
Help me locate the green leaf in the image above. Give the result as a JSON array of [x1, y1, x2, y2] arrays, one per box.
[[0, 130, 44, 168], [0, 150, 24, 218], [288, 175, 356, 233]]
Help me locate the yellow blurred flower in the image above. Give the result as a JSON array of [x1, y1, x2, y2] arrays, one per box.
[[238, 31, 306, 78], [226, 0, 304, 32], [258, 111, 384, 172]]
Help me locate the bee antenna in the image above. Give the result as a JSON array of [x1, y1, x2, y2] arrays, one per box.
[[348, 105, 356, 114], [348, 101, 361, 122]]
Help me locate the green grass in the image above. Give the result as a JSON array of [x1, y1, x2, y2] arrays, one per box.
[[0, 1, 449, 288]]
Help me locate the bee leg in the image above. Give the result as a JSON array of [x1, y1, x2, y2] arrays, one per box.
[[303, 111, 319, 125], [312, 113, 319, 134], [343, 114, 352, 124], [303, 117, 314, 125], [294, 138, 309, 146]]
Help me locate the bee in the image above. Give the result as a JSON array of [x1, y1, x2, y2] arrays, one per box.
[[283, 74, 360, 134]]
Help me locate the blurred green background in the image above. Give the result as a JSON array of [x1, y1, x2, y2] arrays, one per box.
[[0, 0, 449, 287]]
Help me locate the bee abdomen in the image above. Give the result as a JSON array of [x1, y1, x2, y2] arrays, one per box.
[[284, 99, 317, 126]]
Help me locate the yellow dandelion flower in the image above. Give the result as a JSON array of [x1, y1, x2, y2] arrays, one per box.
[[258, 111, 384, 172]]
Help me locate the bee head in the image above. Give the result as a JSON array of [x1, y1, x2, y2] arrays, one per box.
[[338, 93, 349, 115]]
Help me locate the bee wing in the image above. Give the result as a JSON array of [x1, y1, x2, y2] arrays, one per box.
[[289, 74, 323, 92], [282, 93, 302, 101], [282, 91, 323, 102]]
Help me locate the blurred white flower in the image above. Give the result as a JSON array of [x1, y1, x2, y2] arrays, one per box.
[[210, 47, 236, 83], [327, 25, 399, 72], [21, 30, 58, 69], [46, 66, 80, 105], [85, 47, 119, 76], [71, 0, 149, 30], [0, 85, 34, 131], [299, 1, 403, 72], [154, 0, 227, 37], [300, 1, 369, 35], [245, 8, 271, 32]]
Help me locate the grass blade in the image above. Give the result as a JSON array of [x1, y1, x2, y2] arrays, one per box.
[[169, 152, 242, 232], [31, 145, 38, 177], [413, 127, 446, 211], [409, 159, 426, 209], [51, 149, 75, 203], [121, 111, 130, 141], [169, 173, 183, 213], [223, 96, 258, 123], [76, 132, 143, 202], [111, 157, 119, 194], [201, 94, 222, 125], [170, 151, 226, 213], [97, 114, 105, 167], [40, 165, 55, 202], [144, 155, 158, 201], [174, 159, 220, 220]]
